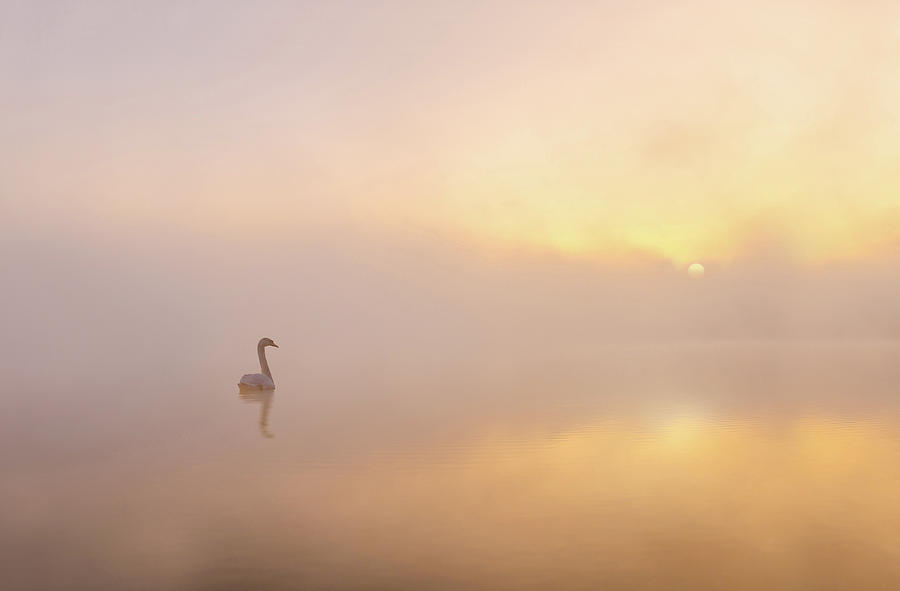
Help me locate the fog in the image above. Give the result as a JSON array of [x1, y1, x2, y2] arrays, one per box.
[[4, 224, 900, 393], [5, 0, 900, 383], [7, 224, 900, 589]]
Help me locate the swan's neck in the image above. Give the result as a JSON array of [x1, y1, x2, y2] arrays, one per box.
[[258, 345, 272, 379]]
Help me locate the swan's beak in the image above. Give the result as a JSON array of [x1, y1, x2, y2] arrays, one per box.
[[271, 343, 279, 348]]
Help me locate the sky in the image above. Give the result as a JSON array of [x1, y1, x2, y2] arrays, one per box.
[[3, 0, 900, 366], [5, 0, 900, 264]]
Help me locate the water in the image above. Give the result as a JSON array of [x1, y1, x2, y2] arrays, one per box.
[[4, 342, 900, 589]]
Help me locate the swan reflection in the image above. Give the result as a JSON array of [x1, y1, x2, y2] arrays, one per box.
[[239, 389, 275, 438]]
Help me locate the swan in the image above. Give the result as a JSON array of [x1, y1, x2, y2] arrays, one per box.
[[238, 337, 279, 390]]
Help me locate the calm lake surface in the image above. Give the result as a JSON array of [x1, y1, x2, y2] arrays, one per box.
[[4, 342, 900, 590]]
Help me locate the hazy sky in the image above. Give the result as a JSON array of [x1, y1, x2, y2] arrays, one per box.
[[5, 0, 900, 376], [4, 0, 900, 266]]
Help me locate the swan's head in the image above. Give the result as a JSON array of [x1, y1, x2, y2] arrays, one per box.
[[258, 337, 279, 348]]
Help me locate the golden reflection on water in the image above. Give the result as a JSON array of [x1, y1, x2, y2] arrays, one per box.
[[254, 415, 899, 589], [84, 411, 897, 590], [6, 345, 900, 590]]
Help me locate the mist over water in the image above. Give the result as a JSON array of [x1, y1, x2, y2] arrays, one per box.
[[5, 227, 900, 381], [4, 230, 900, 589]]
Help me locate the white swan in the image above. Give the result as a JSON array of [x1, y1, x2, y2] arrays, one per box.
[[238, 337, 279, 390]]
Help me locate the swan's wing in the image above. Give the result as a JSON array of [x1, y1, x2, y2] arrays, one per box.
[[239, 373, 275, 389]]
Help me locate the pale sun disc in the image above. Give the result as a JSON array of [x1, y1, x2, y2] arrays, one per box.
[[688, 263, 705, 279]]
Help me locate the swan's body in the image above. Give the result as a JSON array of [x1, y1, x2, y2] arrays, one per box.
[[238, 338, 279, 390], [239, 372, 275, 389]]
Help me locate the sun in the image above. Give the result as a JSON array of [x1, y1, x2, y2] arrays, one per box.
[[687, 263, 705, 279]]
